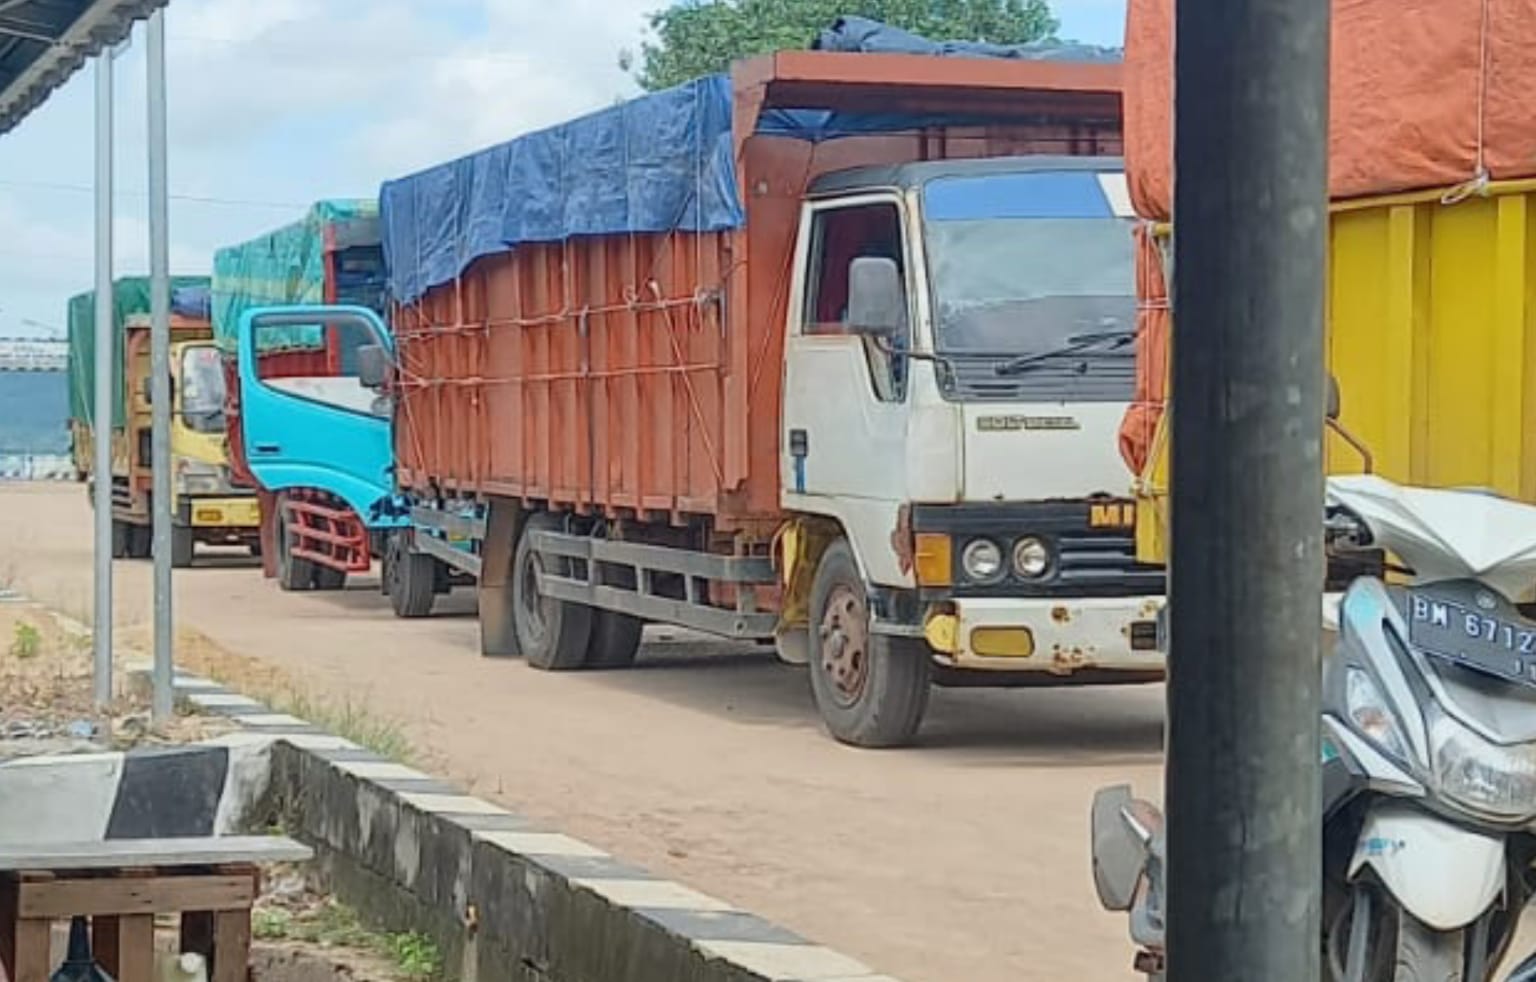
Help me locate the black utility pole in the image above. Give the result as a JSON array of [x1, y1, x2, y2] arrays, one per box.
[[1166, 1, 1331, 980]]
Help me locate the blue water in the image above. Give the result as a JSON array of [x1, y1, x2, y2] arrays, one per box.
[[0, 371, 70, 454]]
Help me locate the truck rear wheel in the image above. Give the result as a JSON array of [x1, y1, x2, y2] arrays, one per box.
[[388, 535, 437, 618], [276, 507, 315, 591], [513, 513, 592, 670], [586, 610, 643, 668], [808, 540, 931, 748]]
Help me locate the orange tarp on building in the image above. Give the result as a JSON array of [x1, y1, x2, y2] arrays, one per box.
[[1124, 0, 1536, 222]]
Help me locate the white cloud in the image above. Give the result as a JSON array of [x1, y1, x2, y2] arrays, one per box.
[[0, 0, 658, 336]]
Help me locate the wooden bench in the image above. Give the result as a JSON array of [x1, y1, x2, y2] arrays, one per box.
[[0, 837, 311, 982]]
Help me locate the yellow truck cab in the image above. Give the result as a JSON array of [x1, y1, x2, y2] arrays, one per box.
[[68, 285, 259, 567]]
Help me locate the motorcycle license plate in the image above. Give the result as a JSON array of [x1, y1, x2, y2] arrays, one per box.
[[1407, 588, 1536, 685]]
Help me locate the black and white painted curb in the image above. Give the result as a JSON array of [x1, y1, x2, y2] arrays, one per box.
[[142, 666, 900, 982]]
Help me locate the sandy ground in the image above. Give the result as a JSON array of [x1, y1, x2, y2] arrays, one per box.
[[0, 481, 1165, 982]]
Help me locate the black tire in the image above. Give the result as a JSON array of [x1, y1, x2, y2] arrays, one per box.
[[1395, 914, 1464, 982], [313, 564, 348, 591], [586, 610, 644, 668], [111, 519, 129, 559], [276, 507, 316, 592], [248, 540, 263, 558], [127, 523, 153, 560], [169, 526, 195, 569], [807, 540, 931, 748], [513, 513, 592, 670], [388, 536, 437, 618]]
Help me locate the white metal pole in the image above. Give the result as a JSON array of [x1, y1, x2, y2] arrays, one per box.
[[92, 52, 114, 710], [147, 10, 174, 723]]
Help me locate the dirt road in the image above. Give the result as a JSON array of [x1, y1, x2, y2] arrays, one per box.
[[1, 482, 1164, 982]]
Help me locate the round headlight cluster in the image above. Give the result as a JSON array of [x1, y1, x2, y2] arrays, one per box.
[[959, 536, 1054, 583], [961, 539, 1005, 583], [1013, 537, 1052, 578]]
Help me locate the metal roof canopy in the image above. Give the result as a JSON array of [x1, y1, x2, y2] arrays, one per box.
[[0, 0, 166, 134]]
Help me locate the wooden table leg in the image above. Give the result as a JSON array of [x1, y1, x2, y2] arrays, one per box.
[[94, 915, 122, 975], [211, 909, 251, 982], [0, 878, 18, 981], [10, 917, 51, 982], [113, 914, 155, 982]]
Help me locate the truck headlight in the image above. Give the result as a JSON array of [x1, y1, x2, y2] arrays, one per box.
[[1346, 667, 1410, 762], [1012, 537, 1053, 579], [174, 459, 226, 496], [1432, 712, 1536, 822], [961, 538, 1004, 583]]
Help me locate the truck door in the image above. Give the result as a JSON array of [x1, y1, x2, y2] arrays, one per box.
[[237, 306, 396, 520], [782, 196, 912, 506]]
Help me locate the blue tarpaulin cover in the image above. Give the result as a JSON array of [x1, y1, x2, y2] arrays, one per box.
[[380, 20, 1122, 305], [381, 76, 741, 305], [172, 284, 212, 320], [813, 15, 1121, 62]]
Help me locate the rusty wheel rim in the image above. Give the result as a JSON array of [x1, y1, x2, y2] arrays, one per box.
[[819, 584, 870, 706]]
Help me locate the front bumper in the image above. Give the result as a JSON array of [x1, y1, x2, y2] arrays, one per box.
[[185, 496, 261, 530], [923, 595, 1165, 674]]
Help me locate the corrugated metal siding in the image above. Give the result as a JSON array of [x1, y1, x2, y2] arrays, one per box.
[[0, 0, 167, 135]]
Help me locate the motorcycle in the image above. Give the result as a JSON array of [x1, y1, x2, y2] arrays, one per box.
[[1093, 474, 1536, 981]]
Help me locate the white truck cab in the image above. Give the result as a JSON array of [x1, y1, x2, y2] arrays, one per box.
[[780, 157, 1164, 713]]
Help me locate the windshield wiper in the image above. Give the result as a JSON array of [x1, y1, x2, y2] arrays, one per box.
[[994, 329, 1137, 377]]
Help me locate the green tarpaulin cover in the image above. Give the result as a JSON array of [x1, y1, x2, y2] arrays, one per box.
[[211, 199, 382, 355], [66, 275, 210, 427]]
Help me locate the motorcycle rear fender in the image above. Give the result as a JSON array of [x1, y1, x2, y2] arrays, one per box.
[[1348, 801, 1504, 931]]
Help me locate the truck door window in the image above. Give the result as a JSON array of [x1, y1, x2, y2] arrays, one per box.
[[803, 201, 909, 401], [179, 346, 226, 434], [252, 315, 390, 419]]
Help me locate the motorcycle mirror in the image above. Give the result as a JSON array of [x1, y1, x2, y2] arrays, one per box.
[[1326, 374, 1341, 421], [1091, 785, 1149, 913]]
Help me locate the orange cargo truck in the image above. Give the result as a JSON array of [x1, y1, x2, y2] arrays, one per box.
[[238, 50, 1168, 747]]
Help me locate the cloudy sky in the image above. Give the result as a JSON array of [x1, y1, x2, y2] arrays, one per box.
[[0, 0, 1124, 338]]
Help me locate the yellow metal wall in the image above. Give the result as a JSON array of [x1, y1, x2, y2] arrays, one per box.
[[1328, 185, 1536, 498], [1137, 182, 1536, 564]]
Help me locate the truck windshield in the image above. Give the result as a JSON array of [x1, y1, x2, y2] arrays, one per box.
[[180, 345, 226, 434], [915, 172, 1136, 391]]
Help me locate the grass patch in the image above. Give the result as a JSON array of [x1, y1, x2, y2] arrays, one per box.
[[273, 689, 414, 763], [164, 626, 416, 762], [9, 621, 40, 659], [254, 899, 442, 980]]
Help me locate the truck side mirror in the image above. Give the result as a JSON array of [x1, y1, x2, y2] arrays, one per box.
[[1326, 374, 1341, 421], [357, 344, 393, 389], [846, 256, 904, 339]]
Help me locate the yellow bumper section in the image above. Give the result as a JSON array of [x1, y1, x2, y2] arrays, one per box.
[[188, 497, 261, 529], [923, 614, 1037, 659]]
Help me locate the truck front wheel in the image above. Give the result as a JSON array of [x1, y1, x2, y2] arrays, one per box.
[[276, 506, 315, 591], [513, 513, 592, 670], [808, 540, 931, 748]]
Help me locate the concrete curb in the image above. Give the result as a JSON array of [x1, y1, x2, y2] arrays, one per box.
[[157, 671, 902, 982]]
